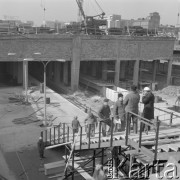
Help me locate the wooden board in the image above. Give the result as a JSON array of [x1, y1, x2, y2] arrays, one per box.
[[44, 160, 65, 176]]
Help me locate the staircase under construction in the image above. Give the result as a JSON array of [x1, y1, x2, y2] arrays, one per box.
[[40, 108, 180, 180]]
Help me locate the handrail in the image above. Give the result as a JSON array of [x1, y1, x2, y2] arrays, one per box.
[[125, 111, 160, 161]]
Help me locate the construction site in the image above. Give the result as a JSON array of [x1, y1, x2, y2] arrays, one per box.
[[1, 0, 180, 180]]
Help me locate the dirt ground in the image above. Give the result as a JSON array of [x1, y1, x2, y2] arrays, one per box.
[[0, 82, 88, 180], [0, 81, 179, 180]]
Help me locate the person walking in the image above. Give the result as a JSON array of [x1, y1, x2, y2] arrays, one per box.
[[123, 85, 140, 134], [37, 136, 45, 159], [142, 87, 155, 131], [113, 93, 125, 131], [98, 98, 112, 137], [72, 116, 81, 134], [84, 109, 97, 138]]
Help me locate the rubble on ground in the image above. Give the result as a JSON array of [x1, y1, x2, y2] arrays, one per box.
[[159, 86, 180, 96]]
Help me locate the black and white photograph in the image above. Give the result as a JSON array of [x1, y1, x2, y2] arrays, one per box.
[[0, 0, 180, 179]]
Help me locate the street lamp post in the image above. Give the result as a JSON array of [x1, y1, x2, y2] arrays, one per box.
[[24, 55, 66, 126], [36, 57, 66, 126]]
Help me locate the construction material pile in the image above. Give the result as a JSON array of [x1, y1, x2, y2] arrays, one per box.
[[160, 86, 180, 96]]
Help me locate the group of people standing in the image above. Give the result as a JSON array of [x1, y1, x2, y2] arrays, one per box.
[[71, 84, 155, 138]]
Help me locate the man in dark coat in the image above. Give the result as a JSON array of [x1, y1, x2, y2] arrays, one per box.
[[142, 87, 155, 131], [37, 137, 45, 159], [113, 93, 125, 131], [98, 98, 112, 137], [123, 85, 140, 134]]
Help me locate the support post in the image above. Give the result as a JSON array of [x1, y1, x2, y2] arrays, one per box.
[[114, 60, 120, 87], [139, 122, 143, 151], [63, 62, 69, 85], [72, 148, 74, 180], [23, 61, 28, 102], [92, 61, 97, 77], [93, 149, 96, 173], [133, 60, 140, 86], [71, 36, 81, 91], [110, 117, 114, 147], [167, 58, 173, 86], [98, 121, 101, 148], [170, 112, 173, 127], [44, 65, 47, 125], [152, 60, 157, 82], [125, 112, 129, 146], [80, 126, 82, 150], [154, 117, 160, 161], [101, 148, 104, 165], [102, 61, 108, 81]]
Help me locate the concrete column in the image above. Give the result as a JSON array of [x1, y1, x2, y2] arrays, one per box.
[[54, 62, 60, 83], [63, 62, 69, 85], [7, 62, 11, 74], [23, 61, 28, 89], [13, 62, 17, 79], [114, 60, 120, 86], [81, 62, 87, 74], [71, 36, 81, 91], [133, 60, 140, 86], [102, 61, 108, 81], [10, 62, 14, 76], [120, 61, 126, 80], [152, 60, 158, 82], [167, 58, 173, 86], [17, 62, 23, 84], [92, 61, 97, 77]]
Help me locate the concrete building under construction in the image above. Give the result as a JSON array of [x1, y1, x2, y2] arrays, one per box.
[[0, 34, 175, 94]]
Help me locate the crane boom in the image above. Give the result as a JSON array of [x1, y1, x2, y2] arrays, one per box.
[[76, 0, 86, 20]]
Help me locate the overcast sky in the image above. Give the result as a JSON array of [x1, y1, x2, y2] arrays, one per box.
[[0, 0, 179, 26]]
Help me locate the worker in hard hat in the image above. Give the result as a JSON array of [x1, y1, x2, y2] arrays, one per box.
[[37, 136, 45, 159], [142, 87, 155, 131]]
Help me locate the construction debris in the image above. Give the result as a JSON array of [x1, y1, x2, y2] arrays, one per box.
[[159, 86, 180, 96]]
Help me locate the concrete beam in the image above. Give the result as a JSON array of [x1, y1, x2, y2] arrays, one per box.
[[71, 36, 81, 91], [167, 58, 173, 86], [133, 60, 140, 86], [114, 60, 120, 86]]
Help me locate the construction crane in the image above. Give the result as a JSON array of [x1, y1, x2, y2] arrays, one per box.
[[75, 0, 106, 34]]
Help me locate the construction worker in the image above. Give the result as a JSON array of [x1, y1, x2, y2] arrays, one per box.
[[142, 87, 155, 131], [84, 108, 97, 138], [123, 85, 140, 134], [98, 98, 112, 137], [37, 136, 45, 159], [72, 116, 81, 134], [113, 93, 125, 131]]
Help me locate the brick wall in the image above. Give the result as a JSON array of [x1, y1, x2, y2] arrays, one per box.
[[0, 34, 175, 62]]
